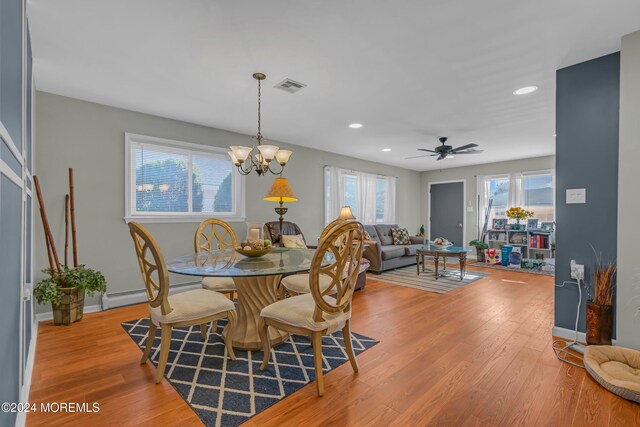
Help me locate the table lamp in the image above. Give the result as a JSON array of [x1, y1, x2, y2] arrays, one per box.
[[264, 177, 298, 239], [338, 205, 355, 220]]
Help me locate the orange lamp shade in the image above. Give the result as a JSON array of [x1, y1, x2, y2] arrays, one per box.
[[339, 206, 355, 220], [264, 177, 298, 203]]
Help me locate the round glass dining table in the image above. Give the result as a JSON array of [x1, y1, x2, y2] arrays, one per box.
[[167, 247, 333, 351]]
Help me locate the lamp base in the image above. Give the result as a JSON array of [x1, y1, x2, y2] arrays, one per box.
[[275, 203, 288, 243]]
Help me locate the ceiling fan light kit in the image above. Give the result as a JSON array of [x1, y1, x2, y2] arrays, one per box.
[[408, 136, 483, 161]]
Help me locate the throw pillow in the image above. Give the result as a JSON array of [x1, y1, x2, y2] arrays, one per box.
[[391, 228, 410, 245], [282, 234, 307, 248]]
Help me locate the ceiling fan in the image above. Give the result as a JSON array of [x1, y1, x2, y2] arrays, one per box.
[[406, 137, 483, 161]]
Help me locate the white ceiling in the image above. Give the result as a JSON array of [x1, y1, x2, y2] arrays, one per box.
[[27, 0, 640, 171]]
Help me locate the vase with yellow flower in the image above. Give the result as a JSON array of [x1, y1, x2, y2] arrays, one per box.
[[505, 207, 534, 230]]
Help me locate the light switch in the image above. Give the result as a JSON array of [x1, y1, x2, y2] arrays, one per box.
[[566, 188, 586, 204]]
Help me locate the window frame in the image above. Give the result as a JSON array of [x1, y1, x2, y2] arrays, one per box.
[[124, 133, 245, 223], [477, 169, 555, 232]]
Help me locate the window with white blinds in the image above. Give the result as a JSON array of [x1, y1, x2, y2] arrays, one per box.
[[124, 133, 245, 222]]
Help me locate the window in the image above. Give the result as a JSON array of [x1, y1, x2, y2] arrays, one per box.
[[125, 133, 245, 222], [324, 166, 396, 225], [477, 170, 554, 231]]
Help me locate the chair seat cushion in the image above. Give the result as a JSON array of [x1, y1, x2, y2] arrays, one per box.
[[281, 274, 332, 294], [584, 345, 640, 403], [150, 289, 235, 326], [201, 277, 236, 293], [261, 293, 350, 333]]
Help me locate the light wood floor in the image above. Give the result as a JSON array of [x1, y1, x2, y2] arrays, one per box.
[[28, 265, 640, 426]]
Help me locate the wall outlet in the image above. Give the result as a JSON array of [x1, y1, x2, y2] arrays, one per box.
[[570, 260, 585, 280]]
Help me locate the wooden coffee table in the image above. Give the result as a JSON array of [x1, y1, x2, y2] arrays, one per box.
[[413, 244, 470, 280]]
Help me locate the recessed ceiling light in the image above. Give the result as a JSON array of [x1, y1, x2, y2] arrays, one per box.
[[513, 86, 539, 95], [381, 148, 391, 152], [348, 123, 363, 129]]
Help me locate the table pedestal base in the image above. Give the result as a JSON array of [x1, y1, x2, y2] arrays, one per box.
[[222, 275, 289, 351]]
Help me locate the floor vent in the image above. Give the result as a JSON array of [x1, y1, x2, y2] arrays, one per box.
[[274, 78, 307, 93]]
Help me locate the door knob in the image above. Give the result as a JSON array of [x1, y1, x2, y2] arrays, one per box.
[[457, 224, 463, 229]]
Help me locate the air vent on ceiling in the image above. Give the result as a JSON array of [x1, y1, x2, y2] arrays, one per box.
[[274, 78, 307, 93]]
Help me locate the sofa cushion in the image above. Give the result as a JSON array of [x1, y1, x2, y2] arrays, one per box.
[[375, 224, 398, 246], [404, 246, 417, 256], [364, 225, 380, 242], [391, 227, 411, 245], [381, 245, 406, 260]]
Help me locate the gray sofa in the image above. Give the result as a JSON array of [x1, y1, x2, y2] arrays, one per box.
[[363, 224, 424, 273]]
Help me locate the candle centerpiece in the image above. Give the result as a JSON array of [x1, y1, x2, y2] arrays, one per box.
[[236, 222, 273, 257]]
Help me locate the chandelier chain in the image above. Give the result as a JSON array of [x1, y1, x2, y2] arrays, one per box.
[[257, 77, 262, 143]]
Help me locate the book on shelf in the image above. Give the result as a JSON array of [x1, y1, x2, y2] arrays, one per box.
[[529, 234, 550, 249]]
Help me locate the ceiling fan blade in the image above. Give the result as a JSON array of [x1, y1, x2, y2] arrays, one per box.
[[453, 149, 484, 154], [418, 148, 438, 153], [436, 154, 445, 161], [450, 143, 478, 152], [405, 154, 432, 159]]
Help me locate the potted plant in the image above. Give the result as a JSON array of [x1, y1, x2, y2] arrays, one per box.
[[34, 265, 106, 325], [586, 256, 616, 345], [505, 207, 534, 230], [469, 239, 488, 262]]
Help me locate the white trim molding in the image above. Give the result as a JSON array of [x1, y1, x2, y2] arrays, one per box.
[[552, 326, 617, 345]]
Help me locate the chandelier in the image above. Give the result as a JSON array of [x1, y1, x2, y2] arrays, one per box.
[[228, 73, 292, 176]]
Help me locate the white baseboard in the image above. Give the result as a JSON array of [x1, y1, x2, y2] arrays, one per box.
[[102, 281, 201, 310], [34, 281, 202, 322], [552, 326, 586, 343], [17, 321, 38, 427], [553, 326, 617, 345], [35, 304, 103, 322]]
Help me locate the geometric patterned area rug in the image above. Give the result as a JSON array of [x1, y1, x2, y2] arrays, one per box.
[[377, 264, 489, 294], [122, 318, 378, 427]]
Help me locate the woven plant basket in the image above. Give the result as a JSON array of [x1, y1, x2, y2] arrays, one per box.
[[52, 288, 85, 325]]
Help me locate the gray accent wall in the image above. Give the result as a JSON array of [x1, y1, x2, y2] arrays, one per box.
[[34, 92, 422, 311], [555, 52, 620, 334], [1, 0, 34, 424]]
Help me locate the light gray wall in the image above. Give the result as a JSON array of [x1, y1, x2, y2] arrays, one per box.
[[555, 52, 620, 335], [617, 31, 640, 349], [420, 156, 555, 245], [34, 92, 422, 311]]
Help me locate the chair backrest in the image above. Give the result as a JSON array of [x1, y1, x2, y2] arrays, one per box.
[[309, 221, 365, 318], [195, 218, 238, 253], [128, 221, 171, 315], [264, 221, 306, 246]]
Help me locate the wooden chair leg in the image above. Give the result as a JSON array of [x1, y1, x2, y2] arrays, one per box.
[[200, 323, 208, 341], [155, 324, 172, 383], [212, 320, 219, 334], [342, 320, 359, 373], [141, 322, 157, 364], [312, 332, 325, 396], [259, 317, 271, 371], [225, 311, 237, 360]]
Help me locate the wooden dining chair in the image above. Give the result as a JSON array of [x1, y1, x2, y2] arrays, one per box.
[[279, 218, 346, 295], [195, 218, 238, 299], [129, 221, 237, 383], [258, 221, 365, 396]]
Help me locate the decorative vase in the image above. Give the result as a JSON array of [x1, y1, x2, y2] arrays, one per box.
[[475, 247, 486, 262], [52, 288, 85, 325], [586, 300, 613, 345]]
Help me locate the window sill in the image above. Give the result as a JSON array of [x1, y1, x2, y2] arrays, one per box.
[[123, 215, 247, 224]]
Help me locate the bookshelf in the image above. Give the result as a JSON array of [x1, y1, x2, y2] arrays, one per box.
[[487, 229, 554, 259]]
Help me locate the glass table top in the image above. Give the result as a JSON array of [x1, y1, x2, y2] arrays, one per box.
[[167, 247, 334, 278], [411, 243, 470, 254]]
